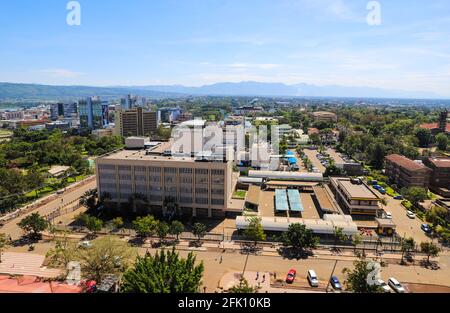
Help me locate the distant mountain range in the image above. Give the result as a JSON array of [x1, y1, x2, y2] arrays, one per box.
[[0, 81, 445, 102]]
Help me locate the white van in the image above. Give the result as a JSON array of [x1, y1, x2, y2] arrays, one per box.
[[307, 270, 319, 287]]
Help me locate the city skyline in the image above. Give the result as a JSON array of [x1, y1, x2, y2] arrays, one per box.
[[1, 0, 450, 97]]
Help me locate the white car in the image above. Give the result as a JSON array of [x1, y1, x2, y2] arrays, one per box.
[[406, 211, 416, 219], [78, 241, 92, 249], [307, 270, 319, 287], [376, 279, 391, 293], [385, 212, 392, 219], [388, 278, 406, 293]]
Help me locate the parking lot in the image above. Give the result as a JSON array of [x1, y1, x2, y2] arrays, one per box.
[[302, 148, 326, 173], [371, 188, 431, 243]]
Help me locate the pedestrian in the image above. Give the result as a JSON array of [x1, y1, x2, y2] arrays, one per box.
[[274, 272, 277, 280], [220, 255, 223, 263], [256, 272, 259, 280], [262, 274, 266, 283]]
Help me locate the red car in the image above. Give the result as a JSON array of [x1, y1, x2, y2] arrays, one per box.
[[286, 269, 297, 284]]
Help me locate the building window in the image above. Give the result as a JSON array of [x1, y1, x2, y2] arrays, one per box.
[[180, 168, 193, 174], [195, 169, 209, 175], [195, 197, 209, 205], [164, 167, 177, 174], [211, 199, 224, 205]]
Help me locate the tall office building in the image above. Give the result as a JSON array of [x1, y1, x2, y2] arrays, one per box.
[[51, 102, 78, 121], [78, 97, 109, 130], [120, 94, 137, 110], [114, 107, 159, 137], [159, 108, 182, 123]]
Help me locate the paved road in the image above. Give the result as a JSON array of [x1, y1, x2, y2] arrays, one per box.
[[136, 247, 450, 291], [0, 179, 97, 239], [326, 148, 346, 164], [302, 149, 326, 173], [372, 188, 431, 244]]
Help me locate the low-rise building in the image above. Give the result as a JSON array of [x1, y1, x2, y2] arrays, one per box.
[[385, 154, 432, 189], [312, 111, 338, 123], [423, 157, 450, 197], [329, 177, 381, 216]]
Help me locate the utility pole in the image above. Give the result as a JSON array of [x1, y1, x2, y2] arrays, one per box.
[[326, 259, 338, 293]]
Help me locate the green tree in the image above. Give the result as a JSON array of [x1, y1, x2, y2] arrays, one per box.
[[420, 242, 441, 264], [121, 248, 204, 293], [86, 216, 103, 236], [17, 212, 48, 238], [435, 133, 448, 151], [111, 217, 124, 231], [352, 234, 363, 254], [0, 233, 11, 263], [77, 236, 133, 283], [415, 128, 432, 148], [169, 221, 184, 241], [133, 215, 157, 238], [156, 221, 169, 244], [45, 234, 77, 268], [402, 186, 428, 205], [192, 223, 207, 242], [243, 217, 266, 246], [228, 278, 258, 293], [400, 237, 416, 264], [343, 257, 383, 293], [333, 227, 347, 249], [282, 223, 319, 252]]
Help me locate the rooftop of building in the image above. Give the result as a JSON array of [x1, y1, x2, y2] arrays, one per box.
[[386, 154, 431, 172], [420, 122, 450, 132], [331, 177, 380, 200], [427, 157, 450, 168], [312, 111, 337, 116]]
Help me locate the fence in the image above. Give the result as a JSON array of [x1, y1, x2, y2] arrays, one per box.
[[0, 176, 95, 225]]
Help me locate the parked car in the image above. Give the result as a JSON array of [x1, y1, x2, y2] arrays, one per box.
[[379, 188, 386, 195], [307, 270, 319, 287], [388, 278, 406, 293], [78, 241, 92, 249], [286, 269, 297, 284], [406, 211, 416, 219], [329, 276, 342, 290], [373, 185, 381, 190], [376, 279, 391, 293], [385, 212, 392, 219], [393, 195, 403, 200], [421, 223, 432, 234]]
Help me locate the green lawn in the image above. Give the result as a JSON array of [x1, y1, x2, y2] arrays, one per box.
[[233, 190, 247, 200], [0, 129, 12, 136]]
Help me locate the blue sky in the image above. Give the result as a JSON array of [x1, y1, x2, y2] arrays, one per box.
[[1, 0, 450, 96]]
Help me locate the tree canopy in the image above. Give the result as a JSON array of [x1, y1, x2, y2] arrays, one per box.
[[121, 248, 204, 293]]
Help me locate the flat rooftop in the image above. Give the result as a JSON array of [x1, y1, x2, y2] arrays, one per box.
[[101, 149, 195, 162], [332, 177, 380, 200]]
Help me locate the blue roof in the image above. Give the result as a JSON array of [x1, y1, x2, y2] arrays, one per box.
[[275, 189, 289, 211], [287, 189, 304, 212]]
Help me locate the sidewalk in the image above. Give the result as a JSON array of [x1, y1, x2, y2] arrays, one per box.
[[0, 252, 62, 278]]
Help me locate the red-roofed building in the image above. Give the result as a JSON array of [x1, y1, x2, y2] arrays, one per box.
[[420, 110, 450, 135], [307, 128, 320, 135], [385, 154, 432, 189], [0, 275, 84, 293], [423, 157, 450, 197]]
